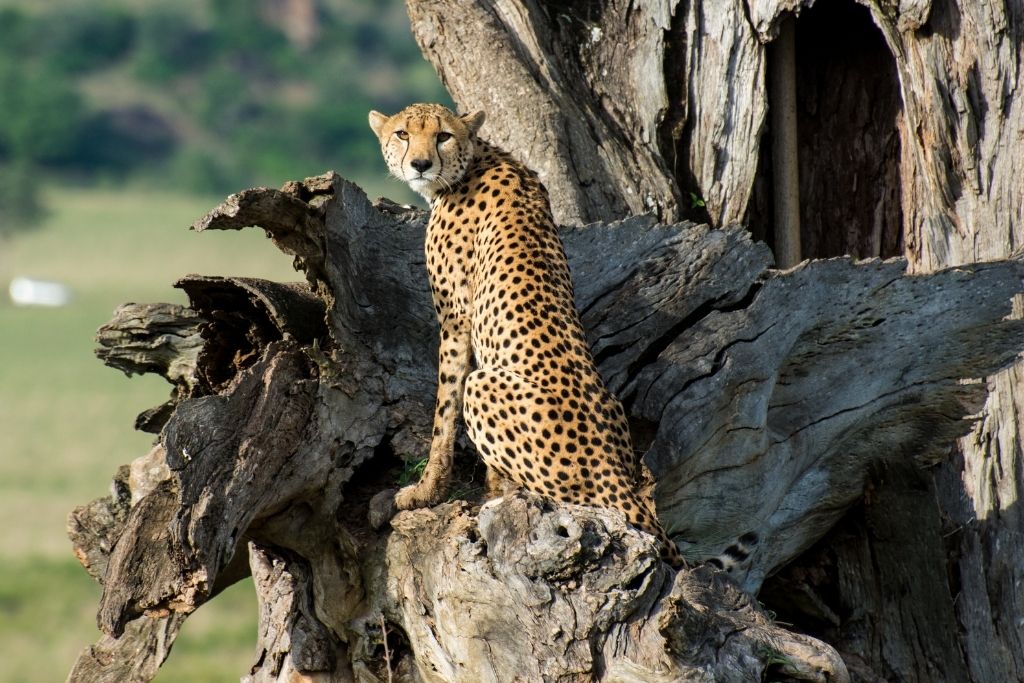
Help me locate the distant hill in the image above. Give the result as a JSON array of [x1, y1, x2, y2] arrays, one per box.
[[0, 0, 448, 220]]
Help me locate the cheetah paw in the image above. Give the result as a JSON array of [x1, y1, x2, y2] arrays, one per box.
[[393, 483, 435, 511]]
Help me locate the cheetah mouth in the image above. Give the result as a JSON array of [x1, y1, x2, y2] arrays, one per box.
[[407, 174, 439, 190]]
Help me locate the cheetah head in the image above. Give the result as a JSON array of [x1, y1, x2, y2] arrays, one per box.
[[368, 103, 485, 200]]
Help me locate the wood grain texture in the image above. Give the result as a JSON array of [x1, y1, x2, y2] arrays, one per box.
[[382, 493, 848, 682], [888, 4, 1024, 678], [406, 0, 683, 225], [66, 173, 1024, 681], [780, 3, 1024, 679], [401, 3, 1024, 677]]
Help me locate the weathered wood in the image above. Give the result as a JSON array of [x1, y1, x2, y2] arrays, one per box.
[[401, 1, 1024, 679], [382, 492, 849, 682], [886, 2, 1024, 681], [95, 303, 204, 385], [762, 460, 972, 682], [406, 0, 769, 230], [66, 171, 1024, 681], [96, 342, 317, 638], [746, 2, 1024, 679], [244, 543, 345, 682], [65, 613, 187, 683], [405, 0, 683, 225]]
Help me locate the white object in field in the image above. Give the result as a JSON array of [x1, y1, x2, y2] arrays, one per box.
[[8, 277, 72, 307]]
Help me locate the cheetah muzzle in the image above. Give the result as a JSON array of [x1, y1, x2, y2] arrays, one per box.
[[368, 103, 684, 568]]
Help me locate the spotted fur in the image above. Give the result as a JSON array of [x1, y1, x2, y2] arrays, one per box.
[[369, 103, 683, 567]]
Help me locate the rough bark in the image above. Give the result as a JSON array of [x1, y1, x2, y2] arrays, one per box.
[[383, 494, 848, 683], [752, 3, 1024, 680], [404, 1, 1024, 679], [406, 0, 682, 225], [885, 2, 1024, 680], [405, 0, 767, 229], [66, 172, 1024, 682]]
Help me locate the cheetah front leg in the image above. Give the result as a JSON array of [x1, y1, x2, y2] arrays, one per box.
[[393, 314, 472, 510]]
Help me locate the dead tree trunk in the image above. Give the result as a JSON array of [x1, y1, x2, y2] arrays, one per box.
[[406, 0, 1024, 679], [67, 172, 1023, 682], [66, 1, 1024, 681]]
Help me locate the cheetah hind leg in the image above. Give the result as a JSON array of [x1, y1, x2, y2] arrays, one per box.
[[463, 367, 684, 569], [626, 490, 686, 569], [484, 467, 521, 499], [629, 462, 686, 568], [462, 368, 544, 491]]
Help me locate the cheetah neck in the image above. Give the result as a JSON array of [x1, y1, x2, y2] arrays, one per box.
[[431, 139, 513, 205]]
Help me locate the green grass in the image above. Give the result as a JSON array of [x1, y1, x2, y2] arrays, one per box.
[[0, 558, 259, 683], [0, 184, 299, 681], [154, 577, 259, 683], [0, 558, 100, 683]]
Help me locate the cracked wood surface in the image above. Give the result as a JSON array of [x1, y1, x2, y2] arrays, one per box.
[[402, 3, 1024, 677], [745, 3, 1024, 678], [405, 0, 766, 229], [382, 493, 848, 682], [406, 0, 685, 225], [65, 172, 1024, 681]]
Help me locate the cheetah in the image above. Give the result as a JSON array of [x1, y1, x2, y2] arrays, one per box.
[[369, 103, 683, 567]]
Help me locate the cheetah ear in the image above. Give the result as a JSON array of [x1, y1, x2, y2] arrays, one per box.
[[460, 110, 486, 135], [368, 110, 389, 139]]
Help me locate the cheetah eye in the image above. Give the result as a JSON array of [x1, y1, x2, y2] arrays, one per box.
[[395, 130, 409, 141], [436, 131, 453, 142]]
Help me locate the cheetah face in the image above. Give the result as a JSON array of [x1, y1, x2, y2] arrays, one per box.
[[368, 103, 486, 200]]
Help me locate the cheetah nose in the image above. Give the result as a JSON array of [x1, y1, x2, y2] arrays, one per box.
[[410, 158, 433, 173]]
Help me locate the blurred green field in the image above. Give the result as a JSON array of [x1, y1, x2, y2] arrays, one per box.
[[0, 184, 321, 681]]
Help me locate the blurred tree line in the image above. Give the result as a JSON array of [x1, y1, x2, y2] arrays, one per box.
[[0, 0, 448, 236]]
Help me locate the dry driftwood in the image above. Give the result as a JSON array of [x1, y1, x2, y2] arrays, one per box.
[[66, 171, 1024, 682]]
